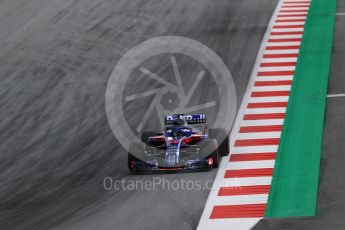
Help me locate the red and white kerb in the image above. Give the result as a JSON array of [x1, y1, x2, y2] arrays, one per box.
[[198, 0, 311, 229]]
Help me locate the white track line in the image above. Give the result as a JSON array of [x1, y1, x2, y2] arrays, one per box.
[[327, 93, 345, 98], [244, 107, 287, 114], [283, 2, 310, 4], [262, 58, 297, 62], [276, 15, 307, 18], [227, 160, 276, 170], [252, 87, 292, 93], [271, 28, 304, 32], [199, 219, 262, 230], [212, 194, 269, 205], [215, 177, 273, 187], [284, 0, 310, 2], [270, 34, 303, 39], [255, 76, 294, 81], [259, 66, 296, 71], [264, 49, 299, 54], [274, 21, 305, 25], [248, 96, 289, 103], [278, 12, 308, 15], [237, 132, 282, 140], [232, 146, 279, 154], [280, 7, 309, 10], [267, 41, 301, 46], [241, 119, 285, 126]]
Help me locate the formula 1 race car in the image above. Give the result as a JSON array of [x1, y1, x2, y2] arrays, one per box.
[[128, 114, 229, 172]]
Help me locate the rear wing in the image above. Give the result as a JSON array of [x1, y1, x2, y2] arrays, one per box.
[[165, 114, 206, 124], [164, 114, 207, 132]]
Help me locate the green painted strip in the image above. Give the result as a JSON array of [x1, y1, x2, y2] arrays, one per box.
[[265, 0, 337, 218]]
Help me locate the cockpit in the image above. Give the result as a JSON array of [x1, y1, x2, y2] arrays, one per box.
[[164, 127, 192, 140]]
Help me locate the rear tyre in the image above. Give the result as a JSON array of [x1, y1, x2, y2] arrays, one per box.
[[200, 139, 219, 168], [209, 128, 229, 156], [141, 131, 157, 144]]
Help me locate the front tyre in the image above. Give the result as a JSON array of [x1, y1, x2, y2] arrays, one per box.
[[209, 128, 229, 156], [200, 139, 219, 168], [127, 152, 137, 172]]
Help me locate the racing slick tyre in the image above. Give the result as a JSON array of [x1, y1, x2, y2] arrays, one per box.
[[209, 128, 229, 156], [210, 149, 220, 168], [141, 131, 158, 144], [127, 144, 145, 172], [128, 152, 137, 172], [200, 139, 219, 168]]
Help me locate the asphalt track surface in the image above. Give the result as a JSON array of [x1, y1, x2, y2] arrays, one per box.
[[254, 0, 345, 229], [0, 0, 277, 229]]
